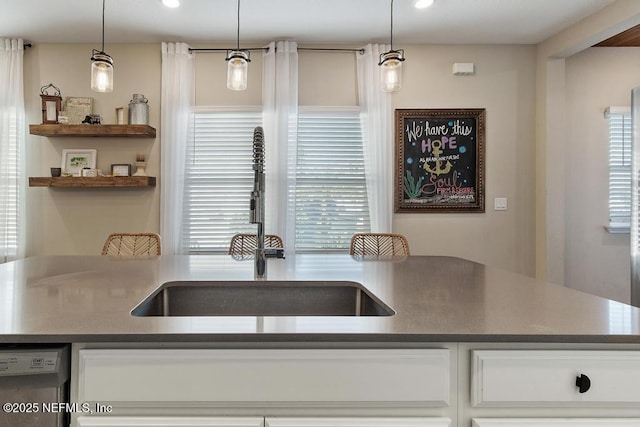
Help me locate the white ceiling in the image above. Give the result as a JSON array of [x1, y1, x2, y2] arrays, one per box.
[[0, 0, 615, 46]]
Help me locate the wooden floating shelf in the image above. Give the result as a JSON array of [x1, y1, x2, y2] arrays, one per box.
[[29, 176, 156, 188], [29, 124, 156, 138]]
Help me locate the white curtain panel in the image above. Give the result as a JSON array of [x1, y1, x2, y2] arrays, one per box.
[[160, 42, 195, 254], [0, 38, 25, 262], [356, 44, 393, 232], [263, 41, 298, 259]]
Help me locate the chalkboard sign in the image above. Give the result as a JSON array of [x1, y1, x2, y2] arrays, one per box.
[[395, 109, 485, 212]]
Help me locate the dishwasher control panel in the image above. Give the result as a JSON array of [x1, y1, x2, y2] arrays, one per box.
[[0, 350, 59, 375]]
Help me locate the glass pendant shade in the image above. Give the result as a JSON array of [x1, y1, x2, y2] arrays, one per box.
[[226, 50, 250, 91], [379, 50, 404, 92], [91, 51, 114, 93]]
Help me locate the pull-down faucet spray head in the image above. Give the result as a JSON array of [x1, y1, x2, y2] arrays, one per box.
[[252, 126, 264, 171], [249, 126, 264, 225]]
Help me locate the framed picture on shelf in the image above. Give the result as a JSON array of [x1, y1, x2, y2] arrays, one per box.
[[63, 97, 92, 125], [111, 164, 132, 177], [61, 149, 97, 177]]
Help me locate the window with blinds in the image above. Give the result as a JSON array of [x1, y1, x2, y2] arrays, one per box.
[[183, 107, 370, 253], [295, 108, 370, 251], [183, 109, 262, 253], [606, 106, 632, 232], [0, 111, 19, 262]]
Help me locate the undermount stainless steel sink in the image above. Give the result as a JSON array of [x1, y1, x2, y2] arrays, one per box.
[[131, 280, 394, 317]]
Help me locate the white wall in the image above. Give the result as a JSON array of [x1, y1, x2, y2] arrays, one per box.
[[25, 44, 161, 255], [532, 1, 640, 303], [393, 45, 536, 275], [24, 42, 537, 277], [534, 0, 640, 287], [563, 47, 639, 303]]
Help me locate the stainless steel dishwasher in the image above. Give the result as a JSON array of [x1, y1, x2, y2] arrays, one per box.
[[0, 345, 70, 427]]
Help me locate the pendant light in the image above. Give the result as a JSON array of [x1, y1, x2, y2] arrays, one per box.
[[225, 0, 250, 91], [379, 0, 405, 92], [90, 0, 114, 92]]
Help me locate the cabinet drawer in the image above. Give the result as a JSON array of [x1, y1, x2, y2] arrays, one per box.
[[265, 417, 450, 427], [77, 416, 264, 427], [471, 350, 640, 406], [78, 349, 450, 407], [472, 419, 640, 427], [76, 417, 450, 427]]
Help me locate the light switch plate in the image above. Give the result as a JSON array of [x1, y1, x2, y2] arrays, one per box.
[[494, 197, 508, 211]]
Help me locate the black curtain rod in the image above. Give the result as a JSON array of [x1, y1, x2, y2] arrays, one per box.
[[189, 47, 364, 54], [189, 47, 267, 52], [299, 47, 364, 53]]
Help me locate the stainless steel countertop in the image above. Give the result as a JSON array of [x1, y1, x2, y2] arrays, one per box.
[[1, 254, 639, 343]]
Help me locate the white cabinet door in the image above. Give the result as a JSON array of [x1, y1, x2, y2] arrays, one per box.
[[472, 419, 640, 427], [76, 416, 264, 427], [471, 350, 640, 406], [265, 417, 450, 427], [78, 349, 450, 407]]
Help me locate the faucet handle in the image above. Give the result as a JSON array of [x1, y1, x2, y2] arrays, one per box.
[[264, 248, 285, 259], [249, 191, 260, 224]]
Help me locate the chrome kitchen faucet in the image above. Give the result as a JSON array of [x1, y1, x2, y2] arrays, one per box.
[[249, 126, 284, 278]]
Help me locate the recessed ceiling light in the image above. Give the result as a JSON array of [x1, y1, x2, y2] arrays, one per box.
[[162, 0, 180, 8], [413, 0, 434, 9]]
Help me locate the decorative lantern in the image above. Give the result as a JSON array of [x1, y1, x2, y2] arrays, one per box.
[[40, 83, 62, 124]]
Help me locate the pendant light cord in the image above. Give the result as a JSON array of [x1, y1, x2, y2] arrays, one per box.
[[101, 0, 106, 53], [390, 0, 394, 50], [236, 0, 241, 51]]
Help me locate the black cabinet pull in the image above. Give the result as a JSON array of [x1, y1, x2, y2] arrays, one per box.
[[575, 373, 591, 393]]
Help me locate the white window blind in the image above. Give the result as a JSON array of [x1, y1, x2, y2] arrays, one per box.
[[183, 107, 371, 253], [0, 111, 19, 262], [295, 108, 370, 251], [606, 106, 631, 232], [183, 109, 262, 253]]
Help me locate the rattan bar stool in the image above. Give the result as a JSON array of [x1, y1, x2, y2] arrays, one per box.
[[101, 232, 162, 256], [349, 233, 410, 256], [228, 233, 284, 256]]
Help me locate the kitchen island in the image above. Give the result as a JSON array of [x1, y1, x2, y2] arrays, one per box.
[[1, 254, 639, 342], [2, 254, 640, 426]]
